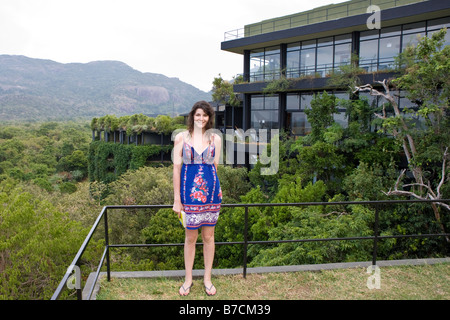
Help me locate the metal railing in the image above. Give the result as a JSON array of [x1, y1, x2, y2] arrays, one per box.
[[51, 199, 449, 300]]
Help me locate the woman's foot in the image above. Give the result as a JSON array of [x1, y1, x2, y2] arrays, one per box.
[[204, 282, 216, 296], [179, 281, 193, 296]]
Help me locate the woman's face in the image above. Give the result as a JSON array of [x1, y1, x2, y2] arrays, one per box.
[[193, 108, 209, 130]]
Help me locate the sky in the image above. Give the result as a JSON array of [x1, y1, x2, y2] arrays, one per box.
[[0, 0, 348, 92]]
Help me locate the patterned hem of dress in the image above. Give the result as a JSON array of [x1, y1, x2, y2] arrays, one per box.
[[186, 221, 218, 230], [184, 210, 220, 230]]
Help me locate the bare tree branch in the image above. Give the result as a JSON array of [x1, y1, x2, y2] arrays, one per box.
[[436, 147, 449, 198]]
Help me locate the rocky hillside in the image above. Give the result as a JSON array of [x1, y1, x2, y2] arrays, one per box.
[[0, 55, 211, 121]]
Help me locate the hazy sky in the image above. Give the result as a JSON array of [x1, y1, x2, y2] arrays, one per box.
[[0, 0, 347, 92]]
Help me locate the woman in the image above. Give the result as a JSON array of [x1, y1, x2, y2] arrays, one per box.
[[172, 101, 222, 296]]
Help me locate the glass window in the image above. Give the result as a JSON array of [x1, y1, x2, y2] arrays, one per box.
[[358, 92, 377, 108], [335, 33, 352, 44], [402, 32, 424, 51], [251, 95, 279, 130], [379, 36, 400, 70], [334, 43, 351, 68], [318, 37, 333, 47], [251, 95, 264, 110], [302, 39, 316, 49], [428, 29, 450, 46], [251, 110, 279, 130], [287, 50, 300, 78], [290, 112, 311, 135], [427, 17, 450, 31], [316, 45, 334, 77], [334, 112, 348, 128], [381, 26, 401, 37], [250, 49, 265, 82], [286, 94, 300, 110], [264, 47, 281, 81], [264, 96, 279, 109], [249, 47, 280, 82], [286, 34, 353, 80], [287, 43, 301, 51], [300, 93, 314, 110], [403, 22, 425, 34], [359, 39, 378, 72], [359, 92, 379, 109], [360, 29, 379, 40], [333, 91, 349, 103], [399, 97, 415, 110], [301, 48, 316, 75]]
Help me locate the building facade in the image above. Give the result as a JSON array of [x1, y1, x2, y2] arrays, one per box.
[[221, 0, 450, 137]]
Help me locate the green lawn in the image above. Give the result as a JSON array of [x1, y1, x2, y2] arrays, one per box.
[[96, 263, 449, 300]]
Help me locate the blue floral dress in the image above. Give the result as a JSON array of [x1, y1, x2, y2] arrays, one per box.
[[181, 133, 222, 230]]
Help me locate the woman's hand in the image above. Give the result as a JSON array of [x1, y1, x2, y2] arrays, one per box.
[[173, 200, 184, 218]]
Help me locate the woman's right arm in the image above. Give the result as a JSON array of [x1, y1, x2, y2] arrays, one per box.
[[172, 132, 184, 215]]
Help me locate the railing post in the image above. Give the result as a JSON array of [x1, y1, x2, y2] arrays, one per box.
[[372, 204, 380, 266], [104, 207, 111, 282], [76, 263, 82, 300], [243, 206, 249, 278]]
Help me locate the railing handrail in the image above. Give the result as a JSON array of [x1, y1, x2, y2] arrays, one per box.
[[51, 198, 450, 300]]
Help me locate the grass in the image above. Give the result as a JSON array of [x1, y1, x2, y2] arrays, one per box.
[[95, 263, 449, 300]]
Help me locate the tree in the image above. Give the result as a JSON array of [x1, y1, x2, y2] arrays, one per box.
[[305, 91, 339, 143], [212, 74, 241, 107], [0, 181, 94, 299], [353, 29, 450, 240]]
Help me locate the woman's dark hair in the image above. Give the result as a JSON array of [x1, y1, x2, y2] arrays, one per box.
[[187, 100, 215, 135]]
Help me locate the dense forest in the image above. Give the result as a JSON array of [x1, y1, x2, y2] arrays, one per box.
[[0, 30, 449, 300]]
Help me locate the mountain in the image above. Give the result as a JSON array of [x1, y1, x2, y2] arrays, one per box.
[[0, 55, 211, 121]]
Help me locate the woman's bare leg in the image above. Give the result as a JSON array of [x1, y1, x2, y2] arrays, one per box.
[[202, 226, 216, 295], [180, 228, 198, 295]]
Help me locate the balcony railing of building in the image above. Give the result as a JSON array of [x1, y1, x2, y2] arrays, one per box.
[[248, 63, 340, 83], [224, 0, 427, 41], [51, 199, 449, 300]]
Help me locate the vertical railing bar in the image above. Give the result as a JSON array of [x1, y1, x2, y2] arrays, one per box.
[[76, 262, 82, 300], [104, 207, 111, 282], [86, 246, 108, 300], [372, 204, 380, 266], [243, 206, 249, 278]]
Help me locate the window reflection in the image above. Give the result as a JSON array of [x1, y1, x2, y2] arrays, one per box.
[[317, 46, 334, 77], [290, 112, 311, 135], [301, 48, 316, 75], [286, 94, 300, 110], [334, 43, 352, 68], [360, 39, 378, 72], [250, 47, 280, 82], [250, 95, 279, 130], [379, 36, 400, 70]]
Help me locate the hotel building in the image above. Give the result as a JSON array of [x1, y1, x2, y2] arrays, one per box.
[[220, 0, 450, 136]]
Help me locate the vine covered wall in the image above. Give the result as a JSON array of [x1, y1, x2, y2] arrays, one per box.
[[88, 114, 183, 183], [88, 139, 173, 184]]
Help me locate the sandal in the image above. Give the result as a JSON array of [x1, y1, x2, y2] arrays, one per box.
[[179, 282, 193, 296], [204, 283, 216, 296]]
